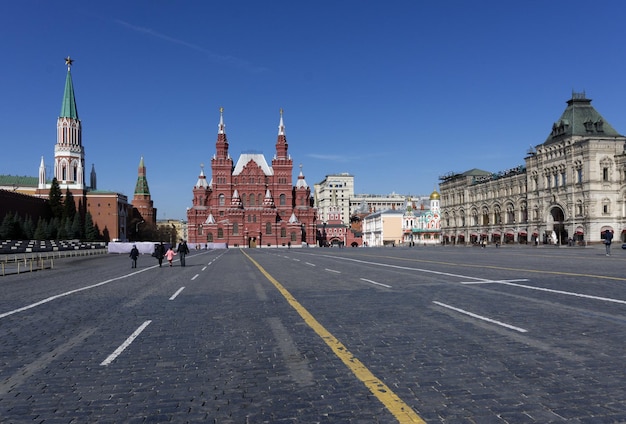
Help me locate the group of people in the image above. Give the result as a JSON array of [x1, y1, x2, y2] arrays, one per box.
[[129, 239, 190, 268]]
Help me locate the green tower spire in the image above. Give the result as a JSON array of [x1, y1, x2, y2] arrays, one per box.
[[134, 156, 151, 196], [60, 56, 79, 119]]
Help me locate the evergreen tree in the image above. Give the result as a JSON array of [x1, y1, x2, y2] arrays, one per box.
[[102, 227, 110, 242], [23, 215, 35, 239], [34, 217, 47, 240], [64, 217, 73, 239], [49, 178, 63, 219], [47, 217, 59, 240], [71, 213, 82, 239], [0, 212, 13, 238], [63, 188, 76, 221], [84, 212, 98, 241], [57, 221, 68, 240], [76, 197, 86, 239], [5, 213, 23, 239]]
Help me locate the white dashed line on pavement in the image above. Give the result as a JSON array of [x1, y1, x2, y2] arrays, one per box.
[[433, 301, 528, 333], [169, 287, 185, 300], [100, 320, 152, 366], [360, 278, 391, 288]]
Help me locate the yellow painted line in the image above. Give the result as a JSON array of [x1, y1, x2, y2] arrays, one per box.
[[364, 254, 626, 282], [242, 250, 424, 424]]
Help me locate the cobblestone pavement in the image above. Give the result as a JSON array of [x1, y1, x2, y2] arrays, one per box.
[[1, 245, 626, 423]]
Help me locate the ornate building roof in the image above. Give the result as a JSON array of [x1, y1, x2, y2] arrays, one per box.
[[543, 92, 622, 145], [232, 153, 273, 176], [295, 165, 309, 189]]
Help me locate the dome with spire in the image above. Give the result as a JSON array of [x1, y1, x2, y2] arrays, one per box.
[[430, 189, 440, 200]]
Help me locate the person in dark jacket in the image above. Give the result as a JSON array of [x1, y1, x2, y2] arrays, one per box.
[[604, 230, 614, 256], [154, 242, 165, 267], [129, 245, 139, 268], [177, 239, 190, 266]]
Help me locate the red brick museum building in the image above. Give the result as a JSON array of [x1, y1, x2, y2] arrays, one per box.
[[187, 109, 317, 248]]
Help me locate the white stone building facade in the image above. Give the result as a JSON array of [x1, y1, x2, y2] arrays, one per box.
[[314, 173, 354, 226], [440, 93, 626, 245]]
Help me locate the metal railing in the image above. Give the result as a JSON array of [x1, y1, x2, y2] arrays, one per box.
[[0, 248, 108, 276]]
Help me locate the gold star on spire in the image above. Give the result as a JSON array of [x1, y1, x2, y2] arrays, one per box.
[[65, 56, 74, 71]]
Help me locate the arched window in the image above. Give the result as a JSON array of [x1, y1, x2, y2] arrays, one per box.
[[506, 204, 515, 224], [233, 222, 239, 235], [217, 228, 224, 238], [471, 209, 478, 226], [290, 232, 297, 242], [249, 194, 255, 206], [218, 194, 225, 206], [482, 207, 489, 225], [265, 222, 272, 234], [207, 232, 213, 242], [280, 194, 286, 206], [281, 227, 286, 237]]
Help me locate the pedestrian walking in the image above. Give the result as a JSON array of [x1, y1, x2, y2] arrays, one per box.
[[129, 244, 139, 268], [165, 245, 177, 267], [604, 230, 614, 256], [177, 239, 189, 266], [154, 242, 165, 267]]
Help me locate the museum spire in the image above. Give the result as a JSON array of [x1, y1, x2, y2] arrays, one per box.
[[215, 107, 229, 159], [275, 108, 288, 159]]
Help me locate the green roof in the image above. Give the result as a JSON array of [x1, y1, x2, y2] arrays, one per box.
[[134, 176, 150, 195], [0, 175, 38, 186], [543, 93, 621, 145], [461, 168, 492, 177], [60, 70, 79, 119]]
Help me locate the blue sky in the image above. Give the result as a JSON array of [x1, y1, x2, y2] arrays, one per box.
[[2, 1, 626, 220]]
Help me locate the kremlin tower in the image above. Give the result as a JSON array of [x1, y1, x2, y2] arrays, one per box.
[[131, 156, 157, 236]]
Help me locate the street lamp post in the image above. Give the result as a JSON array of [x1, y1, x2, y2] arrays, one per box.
[[135, 220, 144, 241]]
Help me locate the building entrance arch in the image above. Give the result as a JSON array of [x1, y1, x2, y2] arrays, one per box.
[[547, 206, 567, 245]]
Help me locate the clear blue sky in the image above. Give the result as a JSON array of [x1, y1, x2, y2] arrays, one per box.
[[2, 1, 626, 220]]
